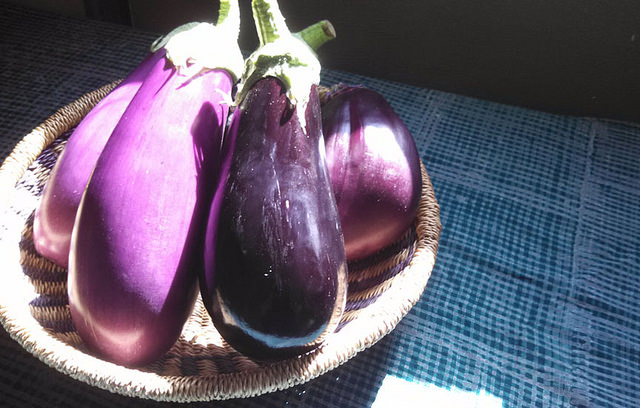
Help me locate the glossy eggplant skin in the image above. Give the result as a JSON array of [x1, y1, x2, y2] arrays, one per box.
[[68, 54, 233, 367], [322, 86, 422, 261], [33, 50, 165, 267], [202, 78, 347, 361]]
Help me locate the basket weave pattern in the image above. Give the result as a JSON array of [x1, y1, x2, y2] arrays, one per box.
[[0, 86, 441, 401]]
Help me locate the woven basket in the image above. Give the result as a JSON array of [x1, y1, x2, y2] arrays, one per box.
[[0, 83, 441, 402]]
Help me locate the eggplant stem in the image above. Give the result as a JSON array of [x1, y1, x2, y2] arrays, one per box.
[[217, 0, 240, 41], [296, 20, 336, 52], [217, 0, 231, 24], [237, 0, 325, 119], [252, 0, 290, 45]]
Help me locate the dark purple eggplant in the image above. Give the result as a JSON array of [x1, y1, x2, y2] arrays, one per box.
[[68, 1, 243, 367], [33, 49, 164, 267], [201, 0, 346, 361], [321, 85, 422, 262]]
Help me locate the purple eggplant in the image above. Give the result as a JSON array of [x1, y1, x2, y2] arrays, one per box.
[[201, 0, 346, 360], [33, 49, 164, 267], [68, 1, 243, 367], [321, 85, 422, 261]]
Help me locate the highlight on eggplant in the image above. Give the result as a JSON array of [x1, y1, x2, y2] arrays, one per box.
[[67, 0, 243, 367], [321, 84, 422, 262], [201, 0, 347, 361]]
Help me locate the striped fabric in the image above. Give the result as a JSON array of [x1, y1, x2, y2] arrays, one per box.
[[1, 3, 639, 407]]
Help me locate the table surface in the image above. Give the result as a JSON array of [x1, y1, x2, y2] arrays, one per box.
[[2, 3, 640, 407]]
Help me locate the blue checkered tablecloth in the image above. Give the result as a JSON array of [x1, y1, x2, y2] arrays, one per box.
[[318, 69, 640, 408], [1, 3, 639, 407]]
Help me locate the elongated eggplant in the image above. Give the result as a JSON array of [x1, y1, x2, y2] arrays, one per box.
[[321, 85, 422, 261], [33, 49, 164, 267], [68, 1, 243, 367], [201, 0, 346, 360]]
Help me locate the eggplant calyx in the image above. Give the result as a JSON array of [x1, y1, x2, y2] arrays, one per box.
[[319, 83, 369, 105], [150, 22, 199, 53], [150, 0, 243, 81], [237, 39, 320, 107], [236, 0, 329, 127]]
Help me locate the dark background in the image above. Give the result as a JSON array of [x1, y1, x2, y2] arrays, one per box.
[[8, 0, 640, 123]]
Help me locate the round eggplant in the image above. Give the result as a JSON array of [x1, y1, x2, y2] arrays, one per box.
[[322, 85, 422, 261]]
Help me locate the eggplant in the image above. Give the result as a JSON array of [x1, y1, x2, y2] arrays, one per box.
[[321, 85, 422, 261], [33, 49, 164, 267], [201, 0, 346, 360], [68, 1, 243, 367]]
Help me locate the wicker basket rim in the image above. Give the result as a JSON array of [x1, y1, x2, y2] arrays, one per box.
[[0, 84, 441, 402]]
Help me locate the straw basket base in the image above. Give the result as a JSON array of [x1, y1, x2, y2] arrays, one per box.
[[0, 84, 441, 401]]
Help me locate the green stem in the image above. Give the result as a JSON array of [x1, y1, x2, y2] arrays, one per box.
[[216, 0, 240, 34], [217, 0, 231, 24], [237, 0, 325, 113], [252, 0, 290, 45], [149, 0, 240, 54], [295, 20, 336, 51]]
